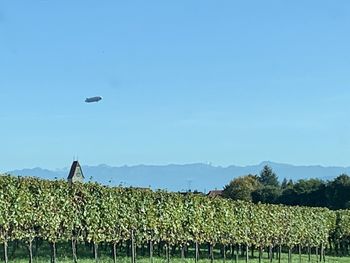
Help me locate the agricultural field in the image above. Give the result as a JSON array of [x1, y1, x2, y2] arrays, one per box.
[[0, 175, 349, 263]]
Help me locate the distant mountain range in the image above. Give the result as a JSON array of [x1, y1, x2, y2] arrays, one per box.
[[6, 161, 350, 192]]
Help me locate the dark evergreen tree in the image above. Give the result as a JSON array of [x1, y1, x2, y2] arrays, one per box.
[[281, 178, 288, 189], [258, 165, 279, 187], [325, 174, 350, 210], [281, 178, 294, 189]]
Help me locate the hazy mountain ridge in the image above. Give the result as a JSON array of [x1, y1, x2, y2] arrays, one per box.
[[7, 162, 350, 192]]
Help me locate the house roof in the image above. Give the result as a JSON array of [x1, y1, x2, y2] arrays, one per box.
[[207, 190, 223, 197], [67, 161, 85, 179]]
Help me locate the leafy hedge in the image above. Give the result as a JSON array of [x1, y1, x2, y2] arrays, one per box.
[[0, 175, 347, 262]]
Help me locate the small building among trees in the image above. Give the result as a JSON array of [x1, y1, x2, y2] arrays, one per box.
[[207, 190, 223, 197], [67, 161, 84, 184]]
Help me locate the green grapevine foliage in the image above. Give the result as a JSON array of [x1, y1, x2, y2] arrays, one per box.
[[0, 174, 347, 257]]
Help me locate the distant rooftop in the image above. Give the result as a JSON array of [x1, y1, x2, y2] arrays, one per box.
[[67, 161, 84, 183], [207, 190, 223, 197]]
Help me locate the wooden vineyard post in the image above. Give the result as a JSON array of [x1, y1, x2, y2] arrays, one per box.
[[323, 244, 326, 263], [166, 244, 170, 263], [113, 242, 117, 263], [223, 244, 226, 263], [231, 244, 234, 263], [150, 240, 153, 263], [258, 247, 262, 263], [72, 239, 78, 263], [278, 244, 281, 263], [50, 242, 57, 263], [28, 240, 33, 263], [288, 247, 291, 263], [131, 230, 136, 263], [93, 242, 98, 263], [181, 244, 185, 260], [269, 245, 273, 263], [4, 241, 8, 263]]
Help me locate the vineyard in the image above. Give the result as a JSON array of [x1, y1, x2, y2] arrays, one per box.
[[0, 175, 349, 263]]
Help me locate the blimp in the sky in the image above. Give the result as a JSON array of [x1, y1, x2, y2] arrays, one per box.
[[85, 96, 102, 103]]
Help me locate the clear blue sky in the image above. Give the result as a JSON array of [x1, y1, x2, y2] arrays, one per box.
[[1, 1, 350, 171]]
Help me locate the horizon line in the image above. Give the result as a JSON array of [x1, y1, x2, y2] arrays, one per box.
[[4, 160, 350, 172]]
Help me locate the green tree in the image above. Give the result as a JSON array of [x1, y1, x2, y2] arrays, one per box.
[[279, 178, 326, 207], [326, 174, 350, 210], [222, 175, 261, 201], [281, 178, 294, 189], [258, 165, 279, 187], [252, 185, 281, 204]]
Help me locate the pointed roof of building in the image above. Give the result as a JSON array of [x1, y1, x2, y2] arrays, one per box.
[[207, 190, 223, 197], [67, 161, 85, 180]]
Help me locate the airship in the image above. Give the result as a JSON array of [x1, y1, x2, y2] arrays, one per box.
[[85, 96, 102, 103]]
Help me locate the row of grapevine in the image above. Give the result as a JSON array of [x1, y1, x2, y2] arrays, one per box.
[[0, 175, 346, 262]]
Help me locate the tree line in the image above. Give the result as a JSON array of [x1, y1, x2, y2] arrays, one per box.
[[222, 165, 350, 210], [0, 174, 349, 263]]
